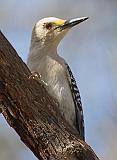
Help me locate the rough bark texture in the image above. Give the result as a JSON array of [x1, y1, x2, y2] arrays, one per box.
[[0, 30, 99, 160]]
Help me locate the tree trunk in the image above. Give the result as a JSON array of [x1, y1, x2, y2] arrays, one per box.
[[0, 31, 99, 160]]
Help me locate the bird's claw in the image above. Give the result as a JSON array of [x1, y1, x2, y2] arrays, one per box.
[[29, 72, 48, 86]]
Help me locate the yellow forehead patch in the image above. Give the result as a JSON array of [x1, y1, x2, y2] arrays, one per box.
[[54, 19, 65, 26]]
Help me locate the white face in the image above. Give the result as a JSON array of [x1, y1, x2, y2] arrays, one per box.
[[31, 16, 88, 49], [32, 17, 69, 48]]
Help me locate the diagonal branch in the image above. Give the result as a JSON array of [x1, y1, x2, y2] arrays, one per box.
[[0, 30, 99, 160]]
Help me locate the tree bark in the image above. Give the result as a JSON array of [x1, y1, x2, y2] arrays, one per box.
[[0, 30, 99, 160]]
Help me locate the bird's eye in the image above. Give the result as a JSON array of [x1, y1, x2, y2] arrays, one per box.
[[45, 23, 53, 30]]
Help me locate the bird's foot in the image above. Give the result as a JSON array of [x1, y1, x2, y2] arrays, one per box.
[[29, 72, 48, 86]]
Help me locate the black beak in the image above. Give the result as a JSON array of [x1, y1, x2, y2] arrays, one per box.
[[59, 17, 89, 30]]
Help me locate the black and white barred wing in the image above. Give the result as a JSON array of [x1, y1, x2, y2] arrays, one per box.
[[65, 63, 85, 140]]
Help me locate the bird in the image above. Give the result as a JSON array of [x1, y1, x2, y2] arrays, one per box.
[[27, 16, 88, 141]]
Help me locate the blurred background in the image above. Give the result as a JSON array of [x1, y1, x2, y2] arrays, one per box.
[[0, 0, 117, 159]]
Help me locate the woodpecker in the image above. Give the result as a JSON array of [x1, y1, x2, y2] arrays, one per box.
[[27, 17, 88, 141]]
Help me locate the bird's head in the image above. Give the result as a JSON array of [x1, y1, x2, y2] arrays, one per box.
[[30, 17, 88, 52]]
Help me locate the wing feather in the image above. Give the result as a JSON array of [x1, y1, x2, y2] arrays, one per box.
[[65, 63, 85, 140]]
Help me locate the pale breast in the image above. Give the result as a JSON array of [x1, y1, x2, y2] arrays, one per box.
[[28, 55, 76, 128]]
